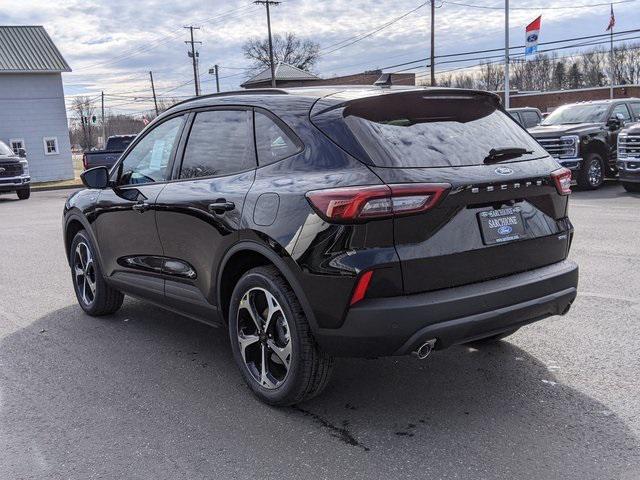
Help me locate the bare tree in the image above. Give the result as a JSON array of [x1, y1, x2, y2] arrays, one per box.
[[72, 97, 97, 151], [242, 32, 320, 73], [478, 62, 504, 91]]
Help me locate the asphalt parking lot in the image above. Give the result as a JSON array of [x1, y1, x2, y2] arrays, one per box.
[[0, 184, 638, 480]]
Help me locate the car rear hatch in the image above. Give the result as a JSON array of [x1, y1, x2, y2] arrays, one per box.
[[311, 89, 573, 294]]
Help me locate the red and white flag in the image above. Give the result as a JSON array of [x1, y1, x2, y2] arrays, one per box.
[[606, 4, 615, 31], [525, 16, 542, 57]]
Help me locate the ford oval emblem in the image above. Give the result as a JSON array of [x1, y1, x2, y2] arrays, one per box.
[[527, 33, 538, 43], [495, 166, 514, 175], [498, 225, 513, 235]]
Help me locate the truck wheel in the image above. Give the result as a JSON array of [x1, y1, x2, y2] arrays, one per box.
[[576, 153, 605, 190], [16, 187, 30, 200], [228, 266, 334, 406], [70, 230, 124, 316], [623, 182, 640, 193]]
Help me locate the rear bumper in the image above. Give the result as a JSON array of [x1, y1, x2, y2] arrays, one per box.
[[315, 260, 578, 357]]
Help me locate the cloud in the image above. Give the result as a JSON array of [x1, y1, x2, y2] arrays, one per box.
[[1, 0, 636, 114]]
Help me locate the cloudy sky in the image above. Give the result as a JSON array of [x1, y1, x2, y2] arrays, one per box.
[[1, 0, 638, 116]]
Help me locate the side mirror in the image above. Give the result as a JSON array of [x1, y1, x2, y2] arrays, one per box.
[[17, 147, 26, 158], [607, 117, 622, 130], [80, 166, 110, 189]]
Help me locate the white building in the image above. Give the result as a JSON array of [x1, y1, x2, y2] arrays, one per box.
[[0, 26, 73, 182]]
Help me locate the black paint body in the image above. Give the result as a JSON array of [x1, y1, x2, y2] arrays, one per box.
[[63, 87, 578, 357]]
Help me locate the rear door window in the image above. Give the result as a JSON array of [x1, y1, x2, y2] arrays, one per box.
[[629, 103, 640, 121], [254, 111, 301, 165], [180, 110, 255, 179], [314, 92, 546, 168]]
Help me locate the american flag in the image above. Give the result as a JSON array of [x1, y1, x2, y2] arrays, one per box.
[[606, 4, 615, 31]]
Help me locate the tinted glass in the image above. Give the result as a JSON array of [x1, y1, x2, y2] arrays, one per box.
[[118, 116, 183, 185], [629, 103, 640, 121], [611, 104, 631, 122], [107, 136, 135, 151], [180, 110, 255, 178], [521, 110, 541, 128], [328, 94, 545, 168], [0, 141, 14, 156], [542, 104, 608, 125], [255, 111, 300, 165]]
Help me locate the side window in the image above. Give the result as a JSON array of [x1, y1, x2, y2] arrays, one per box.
[[255, 111, 301, 165], [611, 104, 631, 122], [118, 116, 184, 186], [180, 110, 254, 179], [521, 111, 541, 128], [629, 103, 640, 121]]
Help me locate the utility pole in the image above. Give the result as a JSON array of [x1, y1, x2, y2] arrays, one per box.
[[208, 65, 221, 93], [184, 26, 202, 96], [504, 0, 510, 109], [609, 3, 615, 99], [149, 71, 159, 116], [101, 91, 106, 148], [430, 0, 435, 86], [254, 0, 280, 88]]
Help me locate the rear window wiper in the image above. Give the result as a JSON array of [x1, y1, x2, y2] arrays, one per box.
[[483, 147, 533, 164]]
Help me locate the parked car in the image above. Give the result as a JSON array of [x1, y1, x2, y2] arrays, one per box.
[[617, 124, 640, 192], [529, 98, 640, 189], [63, 87, 578, 405], [508, 107, 542, 128], [82, 135, 136, 170], [0, 140, 30, 200]]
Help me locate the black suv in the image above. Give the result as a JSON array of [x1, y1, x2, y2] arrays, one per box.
[[63, 87, 578, 405], [529, 98, 640, 190]]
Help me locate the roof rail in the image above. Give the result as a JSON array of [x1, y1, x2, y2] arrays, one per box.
[[169, 89, 289, 110]]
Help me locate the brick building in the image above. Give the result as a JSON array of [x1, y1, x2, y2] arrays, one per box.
[[242, 62, 415, 89], [506, 85, 640, 112]]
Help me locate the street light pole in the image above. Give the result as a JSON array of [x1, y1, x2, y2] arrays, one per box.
[[254, 0, 280, 88], [504, 0, 510, 109]]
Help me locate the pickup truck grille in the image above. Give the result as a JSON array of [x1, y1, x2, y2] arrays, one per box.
[[0, 163, 22, 177], [618, 135, 640, 159], [536, 137, 573, 158]]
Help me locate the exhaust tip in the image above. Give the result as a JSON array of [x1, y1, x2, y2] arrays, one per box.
[[412, 339, 437, 360]]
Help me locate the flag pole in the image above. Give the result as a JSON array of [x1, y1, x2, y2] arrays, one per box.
[[610, 3, 614, 99], [504, 0, 510, 109]]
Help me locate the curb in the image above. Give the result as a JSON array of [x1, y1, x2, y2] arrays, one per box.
[[31, 183, 83, 192]]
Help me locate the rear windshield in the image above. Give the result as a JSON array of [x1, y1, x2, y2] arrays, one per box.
[[313, 92, 546, 168], [107, 136, 135, 151]]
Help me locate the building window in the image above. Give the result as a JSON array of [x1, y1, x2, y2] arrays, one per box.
[[9, 138, 25, 155], [43, 137, 59, 155]]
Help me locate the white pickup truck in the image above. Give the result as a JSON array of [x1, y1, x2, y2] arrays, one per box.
[[0, 140, 30, 200]]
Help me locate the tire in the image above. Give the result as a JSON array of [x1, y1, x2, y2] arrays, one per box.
[[576, 153, 605, 190], [69, 230, 124, 316], [16, 187, 30, 200], [466, 328, 519, 346], [622, 182, 640, 193], [228, 266, 334, 406]]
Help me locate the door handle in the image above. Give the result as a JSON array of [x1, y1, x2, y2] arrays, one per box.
[[132, 202, 150, 213], [208, 200, 235, 214]]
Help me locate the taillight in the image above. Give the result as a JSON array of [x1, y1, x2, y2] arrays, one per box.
[[551, 167, 572, 195], [350, 270, 373, 306], [305, 183, 450, 223]]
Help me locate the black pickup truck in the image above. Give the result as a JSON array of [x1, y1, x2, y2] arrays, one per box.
[[82, 135, 136, 170], [529, 99, 640, 189], [617, 124, 640, 192]]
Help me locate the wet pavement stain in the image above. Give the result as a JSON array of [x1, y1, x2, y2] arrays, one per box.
[[293, 406, 370, 452]]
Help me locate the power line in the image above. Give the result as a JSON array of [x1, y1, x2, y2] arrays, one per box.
[[442, 0, 635, 10]]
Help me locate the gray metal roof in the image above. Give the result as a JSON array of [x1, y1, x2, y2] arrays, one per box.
[[241, 62, 319, 86], [0, 26, 71, 73]]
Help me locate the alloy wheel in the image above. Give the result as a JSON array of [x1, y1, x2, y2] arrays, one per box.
[[588, 158, 603, 187], [236, 287, 292, 389], [73, 242, 97, 306]]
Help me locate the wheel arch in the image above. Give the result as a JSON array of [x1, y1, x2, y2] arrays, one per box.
[[583, 138, 609, 160], [63, 213, 102, 268], [217, 240, 318, 332]]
